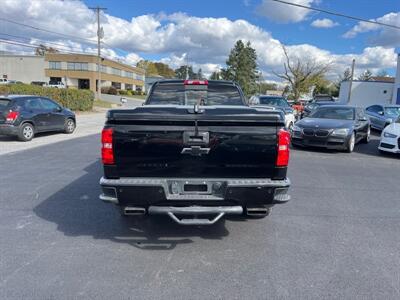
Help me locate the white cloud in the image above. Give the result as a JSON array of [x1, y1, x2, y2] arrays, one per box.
[[311, 18, 339, 28], [343, 12, 400, 47], [0, 0, 397, 81], [257, 0, 317, 23]]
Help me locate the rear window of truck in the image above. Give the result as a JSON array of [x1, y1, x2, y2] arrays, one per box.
[[0, 99, 11, 111], [147, 82, 244, 106]]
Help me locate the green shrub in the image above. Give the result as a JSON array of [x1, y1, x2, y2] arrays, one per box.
[[101, 86, 118, 95], [118, 89, 128, 96], [127, 90, 133, 96], [0, 83, 94, 111]]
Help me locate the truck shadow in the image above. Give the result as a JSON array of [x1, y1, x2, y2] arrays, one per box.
[[33, 160, 229, 250]]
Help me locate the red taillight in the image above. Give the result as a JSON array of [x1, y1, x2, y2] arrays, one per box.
[[101, 128, 114, 165], [276, 129, 290, 167], [184, 80, 208, 85], [6, 111, 19, 123]]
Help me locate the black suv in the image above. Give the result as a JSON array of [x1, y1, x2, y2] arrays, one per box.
[[0, 95, 76, 141]]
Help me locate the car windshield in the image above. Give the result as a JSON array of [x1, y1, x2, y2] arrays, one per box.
[[310, 107, 355, 120], [258, 97, 288, 107], [147, 82, 244, 106], [385, 107, 400, 118]]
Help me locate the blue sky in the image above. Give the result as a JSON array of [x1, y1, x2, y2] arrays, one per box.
[[83, 0, 399, 55]]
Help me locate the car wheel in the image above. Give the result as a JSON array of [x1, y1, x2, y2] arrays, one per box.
[[346, 132, 355, 153], [361, 126, 370, 144], [64, 118, 75, 134], [18, 123, 35, 142]]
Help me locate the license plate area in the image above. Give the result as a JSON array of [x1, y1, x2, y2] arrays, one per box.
[[167, 180, 226, 198], [184, 184, 208, 193]]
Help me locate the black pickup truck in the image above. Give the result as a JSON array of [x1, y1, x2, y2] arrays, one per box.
[[100, 80, 291, 225]]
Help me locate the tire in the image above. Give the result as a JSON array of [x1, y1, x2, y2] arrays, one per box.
[[361, 126, 370, 144], [64, 118, 75, 134], [345, 132, 355, 153], [18, 123, 35, 142]]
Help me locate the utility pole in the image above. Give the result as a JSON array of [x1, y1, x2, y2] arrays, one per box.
[[185, 53, 189, 80], [90, 6, 107, 100], [347, 59, 355, 104]]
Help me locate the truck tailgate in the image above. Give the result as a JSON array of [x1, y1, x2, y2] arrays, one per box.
[[106, 106, 284, 179]]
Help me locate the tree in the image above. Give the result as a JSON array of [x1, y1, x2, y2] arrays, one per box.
[[340, 68, 352, 82], [196, 68, 203, 80], [136, 60, 175, 78], [136, 60, 158, 76], [258, 82, 278, 94], [35, 44, 59, 56], [358, 69, 373, 81], [153, 62, 175, 78], [273, 45, 330, 101], [376, 69, 388, 77], [209, 71, 221, 80], [174, 65, 195, 79], [221, 40, 259, 96], [334, 68, 352, 94]]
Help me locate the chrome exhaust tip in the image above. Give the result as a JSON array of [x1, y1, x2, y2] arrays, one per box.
[[246, 207, 271, 216], [123, 207, 146, 215]]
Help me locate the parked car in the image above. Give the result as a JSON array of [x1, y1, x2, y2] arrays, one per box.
[[0, 78, 10, 85], [31, 81, 47, 86], [302, 101, 337, 118], [291, 101, 305, 117], [313, 94, 335, 102], [378, 116, 400, 154], [292, 105, 370, 153], [47, 81, 66, 89], [100, 80, 291, 225], [249, 95, 295, 130], [365, 104, 400, 131], [0, 95, 75, 141]]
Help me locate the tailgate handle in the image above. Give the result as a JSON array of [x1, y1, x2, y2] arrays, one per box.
[[183, 131, 209, 145]]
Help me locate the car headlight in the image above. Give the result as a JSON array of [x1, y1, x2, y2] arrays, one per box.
[[331, 128, 349, 136], [292, 125, 302, 132], [383, 132, 397, 138]]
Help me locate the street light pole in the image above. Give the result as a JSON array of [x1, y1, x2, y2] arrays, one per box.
[[347, 59, 355, 104], [90, 6, 107, 100]]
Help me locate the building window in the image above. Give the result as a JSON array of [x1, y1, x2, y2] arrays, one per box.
[[49, 61, 61, 70], [111, 82, 121, 89], [125, 71, 133, 78], [96, 64, 107, 73], [111, 67, 121, 76], [133, 73, 144, 81], [67, 62, 88, 71]]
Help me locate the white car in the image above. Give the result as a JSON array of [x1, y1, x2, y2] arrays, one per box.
[[378, 118, 400, 154], [47, 81, 66, 89], [249, 95, 295, 131], [0, 78, 10, 85]]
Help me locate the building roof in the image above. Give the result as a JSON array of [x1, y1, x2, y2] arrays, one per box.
[[370, 76, 395, 83]]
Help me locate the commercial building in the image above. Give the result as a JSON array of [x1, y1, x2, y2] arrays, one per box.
[[0, 53, 145, 93], [338, 54, 400, 107]]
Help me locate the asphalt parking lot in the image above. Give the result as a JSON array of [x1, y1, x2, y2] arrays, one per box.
[[0, 131, 399, 299]]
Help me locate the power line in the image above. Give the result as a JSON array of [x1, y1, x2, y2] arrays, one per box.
[[0, 32, 93, 52], [270, 0, 400, 30], [0, 17, 99, 44], [0, 39, 96, 56]]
